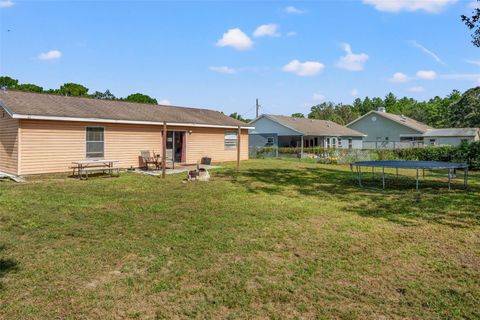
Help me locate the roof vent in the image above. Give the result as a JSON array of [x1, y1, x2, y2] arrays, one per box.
[[378, 107, 386, 113]]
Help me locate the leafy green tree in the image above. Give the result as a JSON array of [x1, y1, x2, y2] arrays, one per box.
[[0, 76, 18, 89], [384, 92, 397, 112], [308, 102, 344, 124], [124, 93, 158, 104], [59, 83, 89, 96], [447, 87, 480, 127], [16, 83, 43, 93], [291, 113, 305, 118], [93, 89, 116, 100], [461, 0, 480, 47], [229, 112, 250, 123]]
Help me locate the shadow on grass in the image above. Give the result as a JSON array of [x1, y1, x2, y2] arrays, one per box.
[[219, 165, 480, 228], [0, 245, 18, 290]]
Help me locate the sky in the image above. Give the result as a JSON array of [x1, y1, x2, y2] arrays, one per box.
[[0, 0, 479, 118]]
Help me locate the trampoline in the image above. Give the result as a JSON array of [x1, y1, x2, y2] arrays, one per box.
[[350, 160, 469, 191]]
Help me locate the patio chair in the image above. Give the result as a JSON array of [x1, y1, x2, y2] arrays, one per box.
[[140, 150, 160, 170]]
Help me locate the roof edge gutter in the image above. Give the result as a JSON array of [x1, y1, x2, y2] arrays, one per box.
[[11, 113, 254, 129]]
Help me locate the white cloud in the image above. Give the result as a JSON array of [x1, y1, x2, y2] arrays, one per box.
[[336, 43, 369, 71], [416, 70, 437, 80], [409, 86, 424, 92], [209, 66, 236, 74], [286, 31, 297, 37], [439, 73, 480, 81], [0, 0, 14, 8], [285, 6, 304, 14], [411, 41, 446, 65], [282, 59, 325, 76], [312, 93, 325, 101], [363, 0, 456, 13], [38, 50, 62, 60], [390, 72, 409, 83], [468, 1, 479, 9], [158, 99, 171, 105], [466, 59, 480, 67], [351, 88, 359, 97], [216, 28, 253, 50], [253, 24, 280, 38]]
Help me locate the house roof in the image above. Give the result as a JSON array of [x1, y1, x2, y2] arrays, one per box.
[[423, 128, 480, 137], [0, 90, 251, 129], [257, 114, 365, 137], [347, 110, 432, 133]]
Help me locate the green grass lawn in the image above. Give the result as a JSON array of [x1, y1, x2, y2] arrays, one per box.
[[0, 159, 479, 319]]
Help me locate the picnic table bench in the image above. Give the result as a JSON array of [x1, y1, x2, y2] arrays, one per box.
[[72, 159, 120, 180]]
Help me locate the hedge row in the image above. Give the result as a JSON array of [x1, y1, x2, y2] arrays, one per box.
[[253, 141, 480, 169], [392, 142, 480, 169]]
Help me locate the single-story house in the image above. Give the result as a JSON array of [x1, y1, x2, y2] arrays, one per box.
[[347, 107, 479, 149], [423, 128, 480, 146], [249, 114, 365, 151], [0, 91, 251, 175]]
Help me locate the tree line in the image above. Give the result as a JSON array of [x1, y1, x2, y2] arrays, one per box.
[[0, 76, 158, 104], [291, 87, 480, 128]]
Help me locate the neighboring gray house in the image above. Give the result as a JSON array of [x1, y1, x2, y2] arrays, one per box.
[[347, 107, 479, 148], [249, 114, 365, 151]]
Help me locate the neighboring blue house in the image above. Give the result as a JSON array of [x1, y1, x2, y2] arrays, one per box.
[[249, 114, 365, 152], [347, 108, 480, 148]]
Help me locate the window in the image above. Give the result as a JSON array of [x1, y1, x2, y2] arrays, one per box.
[[385, 137, 389, 141], [332, 138, 337, 148], [224, 131, 237, 149], [326, 137, 330, 148], [429, 139, 436, 145], [338, 138, 342, 148], [86, 127, 104, 158], [348, 138, 353, 149], [266, 137, 274, 146]]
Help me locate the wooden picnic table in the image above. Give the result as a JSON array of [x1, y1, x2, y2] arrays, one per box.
[[72, 159, 120, 179]]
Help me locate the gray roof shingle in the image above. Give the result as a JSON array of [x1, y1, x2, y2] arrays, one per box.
[[0, 90, 247, 128], [264, 115, 365, 137], [424, 128, 480, 137]]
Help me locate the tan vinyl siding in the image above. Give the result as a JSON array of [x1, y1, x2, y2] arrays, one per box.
[[0, 112, 19, 174], [185, 127, 248, 163], [19, 120, 248, 175]]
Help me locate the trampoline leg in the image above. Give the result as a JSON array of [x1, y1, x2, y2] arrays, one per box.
[[396, 168, 398, 178], [416, 169, 419, 191], [464, 168, 468, 190], [422, 169, 425, 180], [358, 166, 363, 187], [448, 169, 452, 191], [382, 167, 385, 190]]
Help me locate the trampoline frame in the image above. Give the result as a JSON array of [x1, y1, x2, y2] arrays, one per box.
[[350, 160, 468, 191]]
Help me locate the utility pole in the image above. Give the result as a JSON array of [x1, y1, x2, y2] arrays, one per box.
[[256, 98, 260, 118]]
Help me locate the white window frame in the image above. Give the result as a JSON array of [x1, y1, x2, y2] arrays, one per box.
[[224, 131, 238, 149], [348, 138, 353, 149], [85, 127, 105, 159]]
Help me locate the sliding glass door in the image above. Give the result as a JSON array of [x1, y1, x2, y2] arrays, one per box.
[[166, 131, 185, 163]]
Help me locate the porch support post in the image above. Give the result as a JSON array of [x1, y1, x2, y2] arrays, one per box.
[[300, 135, 304, 159], [236, 125, 241, 171], [162, 121, 167, 179]]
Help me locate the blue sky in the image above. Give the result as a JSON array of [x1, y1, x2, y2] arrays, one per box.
[[0, 0, 479, 118]]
